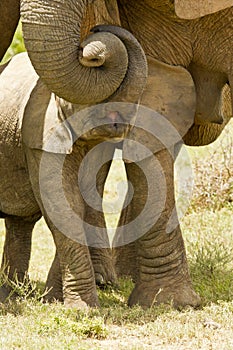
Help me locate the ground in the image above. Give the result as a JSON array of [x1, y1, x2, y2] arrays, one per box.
[[0, 25, 233, 350], [0, 120, 233, 349]]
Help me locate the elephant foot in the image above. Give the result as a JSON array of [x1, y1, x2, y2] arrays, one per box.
[[64, 297, 89, 310], [63, 293, 100, 309], [128, 280, 201, 309], [44, 262, 63, 303], [44, 281, 99, 308], [89, 247, 117, 288], [43, 285, 63, 303], [44, 287, 99, 309], [94, 265, 117, 288]]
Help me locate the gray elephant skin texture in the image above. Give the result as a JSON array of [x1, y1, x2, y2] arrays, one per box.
[[0, 50, 146, 307], [0, 0, 233, 309]]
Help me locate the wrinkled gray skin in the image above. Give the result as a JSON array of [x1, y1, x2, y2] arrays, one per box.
[[0, 27, 147, 307], [1, 0, 233, 309], [113, 0, 233, 308]]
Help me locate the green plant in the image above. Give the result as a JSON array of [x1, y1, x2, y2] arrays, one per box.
[[1, 22, 25, 64]]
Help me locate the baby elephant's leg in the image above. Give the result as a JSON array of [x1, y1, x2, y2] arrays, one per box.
[[0, 214, 39, 301], [84, 158, 117, 287], [44, 252, 63, 302]]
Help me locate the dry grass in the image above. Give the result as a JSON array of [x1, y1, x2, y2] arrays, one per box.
[[1, 24, 233, 350], [0, 122, 233, 348], [189, 135, 233, 212]]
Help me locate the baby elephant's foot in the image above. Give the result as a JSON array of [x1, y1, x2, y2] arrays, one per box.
[[45, 277, 100, 309], [89, 248, 117, 288], [64, 293, 100, 309], [43, 286, 63, 303], [128, 280, 201, 309], [64, 297, 90, 310], [94, 264, 117, 288], [44, 287, 100, 310]]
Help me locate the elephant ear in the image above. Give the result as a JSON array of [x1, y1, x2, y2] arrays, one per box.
[[122, 57, 196, 161], [22, 79, 73, 154], [0, 52, 72, 154], [175, 0, 233, 19]]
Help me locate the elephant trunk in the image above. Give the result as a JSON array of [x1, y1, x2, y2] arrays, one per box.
[[21, 0, 147, 105]]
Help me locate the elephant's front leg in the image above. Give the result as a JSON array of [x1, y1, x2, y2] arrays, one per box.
[[48, 224, 98, 308], [114, 148, 201, 308], [44, 252, 63, 303], [0, 215, 38, 302], [25, 147, 99, 308], [84, 154, 117, 287], [113, 162, 143, 281], [43, 216, 98, 308]]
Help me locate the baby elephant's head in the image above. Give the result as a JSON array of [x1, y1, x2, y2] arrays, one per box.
[[76, 101, 139, 143]]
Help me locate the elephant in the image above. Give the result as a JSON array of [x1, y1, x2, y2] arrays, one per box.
[[112, 0, 233, 308], [0, 0, 20, 61], [0, 0, 233, 309], [0, 11, 148, 306]]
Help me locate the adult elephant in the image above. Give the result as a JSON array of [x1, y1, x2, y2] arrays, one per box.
[[112, 0, 233, 308], [1, 0, 233, 308]]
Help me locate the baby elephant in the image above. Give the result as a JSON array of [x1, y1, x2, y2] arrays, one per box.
[[0, 51, 147, 308]]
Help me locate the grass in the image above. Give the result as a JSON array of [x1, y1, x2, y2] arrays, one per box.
[[1, 24, 233, 350], [0, 125, 233, 349], [1, 23, 25, 64]]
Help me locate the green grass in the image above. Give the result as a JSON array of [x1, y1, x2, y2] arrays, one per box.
[[1, 24, 233, 350], [0, 135, 233, 348], [1, 23, 25, 64]]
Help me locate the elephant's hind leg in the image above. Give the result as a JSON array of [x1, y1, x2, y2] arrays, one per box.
[[0, 215, 38, 302]]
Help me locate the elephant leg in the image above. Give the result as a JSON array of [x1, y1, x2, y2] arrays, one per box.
[[24, 147, 99, 308], [114, 148, 201, 308], [112, 163, 143, 281], [84, 155, 117, 287], [47, 224, 98, 308], [42, 227, 98, 307], [113, 161, 148, 281], [44, 252, 63, 302], [43, 212, 115, 301], [0, 214, 38, 302], [89, 245, 116, 287], [113, 143, 184, 282]]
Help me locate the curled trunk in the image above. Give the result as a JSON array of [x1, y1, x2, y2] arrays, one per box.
[[21, 0, 147, 104]]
